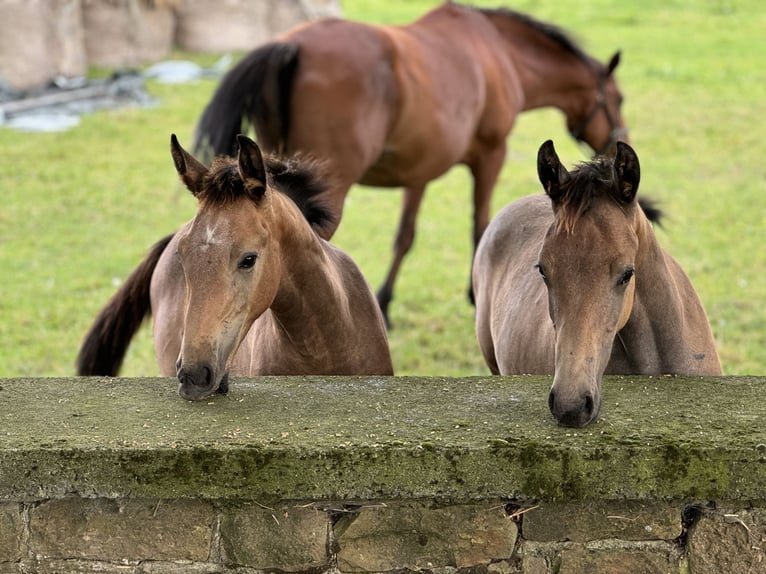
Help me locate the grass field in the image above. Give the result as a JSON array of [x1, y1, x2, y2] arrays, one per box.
[[1, 0, 764, 378]]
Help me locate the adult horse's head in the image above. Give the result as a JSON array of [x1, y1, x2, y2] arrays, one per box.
[[536, 139, 641, 427], [169, 134, 280, 400], [566, 51, 628, 156]]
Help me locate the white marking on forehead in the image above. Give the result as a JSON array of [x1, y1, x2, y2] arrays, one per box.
[[205, 223, 222, 246]]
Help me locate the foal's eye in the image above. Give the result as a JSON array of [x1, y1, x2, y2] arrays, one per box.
[[535, 263, 548, 282], [618, 268, 635, 286], [238, 254, 257, 270]]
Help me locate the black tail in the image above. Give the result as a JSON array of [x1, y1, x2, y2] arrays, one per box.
[[194, 42, 300, 163], [76, 234, 174, 376], [638, 197, 663, 225]]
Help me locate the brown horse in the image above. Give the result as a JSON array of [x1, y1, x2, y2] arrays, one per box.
[[77, 135, 393, 399], [473, 140, 722, 427], [193, 2, 629, 325]]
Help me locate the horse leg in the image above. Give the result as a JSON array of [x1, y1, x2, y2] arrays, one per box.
[[312, 185, 347, 241], [376, 184, 426, 328], [468, 143, 507, 304]]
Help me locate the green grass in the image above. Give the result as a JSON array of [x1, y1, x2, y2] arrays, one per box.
[[1, 0, 764, 377]]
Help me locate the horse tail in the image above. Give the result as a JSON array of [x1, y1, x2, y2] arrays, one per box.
[[638, 197, 663, 225], [193, 42, 300, 162], [76, 233, 174, 377]]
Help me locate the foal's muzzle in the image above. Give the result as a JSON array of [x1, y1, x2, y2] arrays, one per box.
[[548, 387, 600, 428], [176, 362, 229, 400]]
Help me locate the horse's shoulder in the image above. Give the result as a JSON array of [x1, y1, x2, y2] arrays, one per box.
[[658, 249, 698, 294], [484, 194, 551, 248], [320, 240, 362, 282]]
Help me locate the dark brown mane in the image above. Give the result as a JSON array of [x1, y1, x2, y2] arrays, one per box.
[[554, 157, 622, 233], [477, 6, 591, 64], [553, 157, 663, 233], [201, 159, 248, 203], [199, 155, 335, 231]]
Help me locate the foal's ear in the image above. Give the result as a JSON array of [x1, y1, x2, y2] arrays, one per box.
[[170, 134, 208, 196], [613, 141, 640, 203], [236, 135, 268, 200], [606, 51, 621, 76], [537, 140, 571, 202]]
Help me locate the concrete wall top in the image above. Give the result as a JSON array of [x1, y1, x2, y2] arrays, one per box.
[[0, 376, 763, 503]]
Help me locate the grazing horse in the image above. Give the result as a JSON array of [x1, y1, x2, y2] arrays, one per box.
[[193, 2, 629, 325], [472, 140, 722, 427], [77, 135, 393, 399]]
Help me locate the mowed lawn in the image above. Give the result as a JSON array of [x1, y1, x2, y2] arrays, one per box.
[[0, 0, 763, 378]]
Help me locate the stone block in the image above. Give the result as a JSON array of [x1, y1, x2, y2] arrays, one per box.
[[17, 559, 134, 573], [335, 502, 518, 571], [488, 558, 523, 574], [0, 0, 86, 90], [28, 498, 214, 561], [2, 377, 765, 503], [520, 554, 548, 574], [174, 0, 308, 53], [0, 503, 23, 561], [523, 501, 681, 542], [220, 503, 328, 569], [137, 561, 226, 573], [687, 505, 766, 574], [558, 544, 679, 574], [82, 0, 175, 68]]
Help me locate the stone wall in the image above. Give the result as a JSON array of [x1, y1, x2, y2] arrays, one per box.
[[173, 0, 341, 54], [0, 376, 764, 573], [0, 0, 86, 90], [0, 0, 341, 90]]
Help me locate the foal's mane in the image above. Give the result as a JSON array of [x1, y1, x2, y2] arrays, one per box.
[[200, 155, 335, 231], [553, 157, 662, 233], [476, 6, 591, 65]]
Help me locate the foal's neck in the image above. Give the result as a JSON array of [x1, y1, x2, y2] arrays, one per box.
[[621, 212, 718, 374], [267, 194, 343, 336], [634, 212, 676, 301]]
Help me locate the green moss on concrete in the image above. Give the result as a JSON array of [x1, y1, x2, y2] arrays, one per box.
[[0, 376, 764, 502]]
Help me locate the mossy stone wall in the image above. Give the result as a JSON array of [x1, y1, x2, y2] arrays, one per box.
[[0, 376, 763, 572]]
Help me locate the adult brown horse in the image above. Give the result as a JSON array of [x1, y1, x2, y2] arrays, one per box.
[[77, 135, 393, 399], [194, 2, 629, 325], [473, 140, 722, 427]]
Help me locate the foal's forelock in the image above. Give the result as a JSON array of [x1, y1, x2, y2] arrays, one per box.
[[199, 161, 264, 206], [197, 157, 334, 232], [552, 161, 626, 234]]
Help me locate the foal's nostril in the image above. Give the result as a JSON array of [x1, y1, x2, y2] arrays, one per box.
[[201, 366, 213, 387], [177, 364, 214, 389], [548, 388, 597, 427], [584, 393, 595, 418]]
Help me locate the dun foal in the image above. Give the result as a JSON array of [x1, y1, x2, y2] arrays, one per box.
[[473, 141, 722, 427], [78, 135, 393, 399]]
